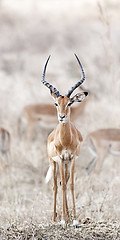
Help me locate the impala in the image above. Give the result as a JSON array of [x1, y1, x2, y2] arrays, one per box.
[[42, 54, 88, 226], [18, 103, 57, 142], [87, 128, 120, 173], [18, 86, 88, 144], [0, 127, 11, 171]]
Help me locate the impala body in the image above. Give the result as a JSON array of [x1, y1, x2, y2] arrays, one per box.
[[41, 54, 88, 226], [87, 128, 120, 173]]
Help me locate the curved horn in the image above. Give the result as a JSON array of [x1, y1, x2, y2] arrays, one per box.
[[66, 53, 85, 98], [42, 55, 61, 98]]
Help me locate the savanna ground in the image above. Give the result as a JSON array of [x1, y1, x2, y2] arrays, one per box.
[[0, 0, 120, 239]]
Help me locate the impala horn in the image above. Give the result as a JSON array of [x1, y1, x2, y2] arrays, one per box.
[[66, 54, 86, 98], [42, 55, 61, 98]]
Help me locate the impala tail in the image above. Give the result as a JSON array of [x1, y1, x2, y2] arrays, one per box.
[[45, 165, 52, 183]]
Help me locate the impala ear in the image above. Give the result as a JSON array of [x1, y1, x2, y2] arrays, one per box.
[[70, 92, 88, 104]]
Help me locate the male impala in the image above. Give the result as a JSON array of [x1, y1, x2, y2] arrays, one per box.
[[87, 128, 120, 173], [0, 127, 11, 171], [42, 54, 88, 226]]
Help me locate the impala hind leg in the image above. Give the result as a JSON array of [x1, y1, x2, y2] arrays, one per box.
[[25, 120, 36, 149], [87, 138, 97, 173], [70, 158, 78, 226], [94, 149, 108, 174], [0, 154, 6, 173], [52, 160, 57, 222], [0, 150, 11, 173]]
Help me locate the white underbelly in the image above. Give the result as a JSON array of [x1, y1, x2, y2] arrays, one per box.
[[52, 150, 78, 163]]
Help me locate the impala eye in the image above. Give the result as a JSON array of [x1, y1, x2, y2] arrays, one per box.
[[55, 103, 58, 107]]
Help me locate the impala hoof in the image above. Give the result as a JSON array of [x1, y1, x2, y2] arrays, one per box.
[[73, 220, 79, 227], [60, 219, 66, 226]]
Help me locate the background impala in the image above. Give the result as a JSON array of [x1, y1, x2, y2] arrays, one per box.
[[87, 128, 120, 173]]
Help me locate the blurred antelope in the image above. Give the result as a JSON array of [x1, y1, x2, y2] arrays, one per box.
[[0, 127, 11, 171], [87, 128, 120, 173], [42, 54, 88, 226], [18, 86, 88, 144]]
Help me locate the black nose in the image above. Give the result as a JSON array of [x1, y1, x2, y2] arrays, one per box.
[[60, 115, 65, 119]]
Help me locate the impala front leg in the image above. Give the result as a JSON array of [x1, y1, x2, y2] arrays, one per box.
[[58, 158, 66, 225], [52, 160, 57, 222], [65, 164, 70, 219], [70, 158, 78, 226]]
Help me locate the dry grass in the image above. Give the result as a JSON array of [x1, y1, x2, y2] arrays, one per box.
[[0, 0, 120, 238], [0, 220, 120, 239]]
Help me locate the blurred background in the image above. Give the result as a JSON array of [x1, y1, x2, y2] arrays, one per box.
[[0, 0, 120, 229]]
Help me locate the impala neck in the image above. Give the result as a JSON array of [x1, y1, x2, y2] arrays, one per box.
[[59, 120, 72, 145]]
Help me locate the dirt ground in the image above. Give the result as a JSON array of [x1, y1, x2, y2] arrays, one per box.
[[0, 0, 120, 239]]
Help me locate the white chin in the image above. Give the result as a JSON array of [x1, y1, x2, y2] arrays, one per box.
[[58, 119, 67, 123]]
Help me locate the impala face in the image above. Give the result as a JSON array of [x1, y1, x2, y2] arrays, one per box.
[[54, 96, 71, 123], [53, 92, 88, 123]]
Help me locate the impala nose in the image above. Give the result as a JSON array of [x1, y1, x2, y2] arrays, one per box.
[[59, 115, 65, 121], [60, 115, 65, 119]]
